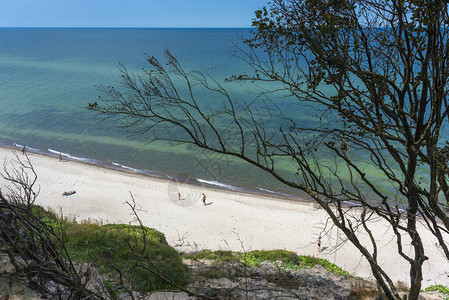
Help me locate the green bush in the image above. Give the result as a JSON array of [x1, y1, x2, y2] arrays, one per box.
[[31, 207, 188, 292], [66, 223, 189, 292], [297, 255, 350, 276], [239, 252, 259, 266], [425, 284, 449, 295], [239, 250, 349, 277], [34, 205, 76, 237], [102, 224, 167, 244], [245, 250, 299, 266], [184, 249, 239, 262], [186, 249, 350, 277]]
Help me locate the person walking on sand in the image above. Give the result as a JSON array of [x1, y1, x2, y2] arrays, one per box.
[[317, 236, 322, 254], [21, 146, 25, 155], [58, 153, 62, 161], [202, 193, 206, 206]]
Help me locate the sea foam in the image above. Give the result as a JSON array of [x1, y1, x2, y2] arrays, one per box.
[[196, 178, 242, 191]]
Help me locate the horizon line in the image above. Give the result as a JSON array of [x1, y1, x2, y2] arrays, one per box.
[[0, 26, 253, 29]]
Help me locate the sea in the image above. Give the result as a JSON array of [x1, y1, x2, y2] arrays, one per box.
[[0, 28, 403, 200]]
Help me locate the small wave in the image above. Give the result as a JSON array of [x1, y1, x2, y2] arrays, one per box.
[[27, 146, 39, 152], [257, 187, 291, 197], [13, 143, 39, 152], [48, 149, 93, 163], [110, 161, 142, 173], [342, 201, 362, 207], [105, 160, 167, 178], [196, 178, 241, 191]]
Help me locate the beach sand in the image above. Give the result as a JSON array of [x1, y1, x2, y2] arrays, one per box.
[[0, 147, 447, 288]]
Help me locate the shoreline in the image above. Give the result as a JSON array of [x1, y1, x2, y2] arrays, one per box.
[[1, 142, 306, 204], [0, 146, 448, 288]]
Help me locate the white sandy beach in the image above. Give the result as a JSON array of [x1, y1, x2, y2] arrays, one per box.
[[0, 147, 448, 288]]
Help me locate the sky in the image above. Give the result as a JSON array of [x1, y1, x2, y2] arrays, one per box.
[[0, 0, 268, 28]]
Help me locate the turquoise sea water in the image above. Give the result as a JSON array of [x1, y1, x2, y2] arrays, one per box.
[[0, 28, 421, 200], [0, 28, 310, 197]]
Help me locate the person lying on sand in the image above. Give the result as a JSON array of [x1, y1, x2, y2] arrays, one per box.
[[62, 190, 76, 196]]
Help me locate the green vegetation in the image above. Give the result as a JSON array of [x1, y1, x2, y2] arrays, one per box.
[[295, 255, 350, 277], [425, 285, 449, 297], [183, 249, 239, 262], [101, 224, 167, 244], [32, 206, 188, 292], [185, 249, 350, 277], [65, 223, 188, 292]]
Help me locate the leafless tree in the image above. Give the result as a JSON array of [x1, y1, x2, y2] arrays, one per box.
[[0, 154, 108, 299], [90, 1, 449, 299]]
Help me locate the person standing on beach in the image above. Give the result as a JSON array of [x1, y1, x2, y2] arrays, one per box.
[[202, 193, 206, 206], [58, 153, 62, 161], [317, 236, 321, 254], [21, 146, 25, 155]]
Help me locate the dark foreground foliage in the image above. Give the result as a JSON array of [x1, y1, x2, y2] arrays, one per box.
[[0, 155, 190, 299]]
